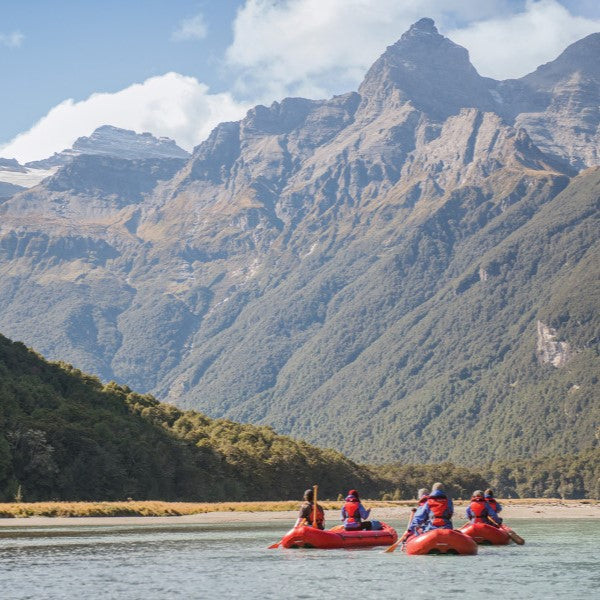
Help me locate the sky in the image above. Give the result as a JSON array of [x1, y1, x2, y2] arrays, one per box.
[[1, 0, 599, 163]]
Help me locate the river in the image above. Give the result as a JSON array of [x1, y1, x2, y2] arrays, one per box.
[[1, 519, 598, 599]]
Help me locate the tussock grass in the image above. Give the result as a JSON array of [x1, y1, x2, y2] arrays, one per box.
[[3, 498, 591, 519], [0, 499, 410, 518]]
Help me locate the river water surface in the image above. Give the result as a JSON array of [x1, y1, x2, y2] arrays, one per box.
[[1, 519, 598, 599]]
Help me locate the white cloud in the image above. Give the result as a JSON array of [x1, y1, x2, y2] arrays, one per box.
[[449, 0, 600, 79], [0, 73, 250, 163], [172, 13, 208, 41], [226, 0, 600, 100], [0, 31, 24, 48], [2, 1, 598, 164], [225, 0, 512, 100]]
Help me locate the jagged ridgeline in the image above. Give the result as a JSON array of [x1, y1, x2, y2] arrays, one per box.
[[0, 334, 375, 502], [0, 20, 599, 465]]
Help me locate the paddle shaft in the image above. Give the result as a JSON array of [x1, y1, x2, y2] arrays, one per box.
[[488, 516, 525, 545], [384, 508, 416, 553]]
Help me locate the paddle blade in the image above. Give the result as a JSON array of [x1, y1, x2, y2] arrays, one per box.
[[267, 542, 281, 549], [384, 541, 400, 553], [384, 531, 408, 553], [505, 528, 525, 545]]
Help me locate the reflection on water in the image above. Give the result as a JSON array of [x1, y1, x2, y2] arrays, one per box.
[[0, 519, 598, 599]]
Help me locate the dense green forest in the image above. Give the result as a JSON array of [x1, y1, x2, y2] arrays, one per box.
[[1, 333, 598, 501], [0, 333, 375, 502], [373, 448, 600, 500]]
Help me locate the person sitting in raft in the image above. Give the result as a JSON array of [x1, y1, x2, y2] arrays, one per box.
[[484, 488, 502, 514], [410, 482, 454, 534], [404, 488, 430, 540], [341, 489, 372, 530], [466, 490, 502, 526], [295, 488, 325, 529]]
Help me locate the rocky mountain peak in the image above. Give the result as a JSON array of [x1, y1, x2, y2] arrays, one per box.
[[0, 158, 25, 172], [403, 16, 438, 37], [72, 125, 190, 160], [522, 32, 600, 90], [509, 31, 600, 171], [358, 19, 495, 119], [26, 126, 190, 169]]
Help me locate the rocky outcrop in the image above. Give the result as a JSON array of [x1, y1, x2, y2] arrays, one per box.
[[537, 320, 573, 368]]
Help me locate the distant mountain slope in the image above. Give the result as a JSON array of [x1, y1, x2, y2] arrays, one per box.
[[0, 333, 373, 501], [241, 166, 599, 463], [0, 20, 598, 465], [0, 157, 56, 196], [510, 32, 600, 170], [26, 125, 190, 168]]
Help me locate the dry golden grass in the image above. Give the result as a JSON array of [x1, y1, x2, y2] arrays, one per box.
[[0, 499, 411, 518], [2, 498, 592, 518]]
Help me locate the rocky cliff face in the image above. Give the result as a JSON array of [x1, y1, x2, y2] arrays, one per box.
[[498, 33, 600, 170], [537, 320, 573, 367], [0, 21, 598, 463]]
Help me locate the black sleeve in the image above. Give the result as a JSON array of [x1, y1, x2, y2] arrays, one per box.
[[298, 503, 311, 520]]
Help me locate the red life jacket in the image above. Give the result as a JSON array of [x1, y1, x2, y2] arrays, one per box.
[[312, 504, 325, 529], [302, 502, 325, 529], [418, 495, 428, 506], [486, 497, 499, 512], [469, 497, 488, 523], [343, 499, 361, 525], [427, 496, 450, 527]]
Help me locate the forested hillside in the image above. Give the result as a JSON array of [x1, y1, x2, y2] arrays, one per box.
[[251, 166, 599, 463], [1, 332, 598, 501], [0, 334, 374, 502]]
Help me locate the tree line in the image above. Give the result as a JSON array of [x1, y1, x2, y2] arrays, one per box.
[[1, 334, 597, 502]]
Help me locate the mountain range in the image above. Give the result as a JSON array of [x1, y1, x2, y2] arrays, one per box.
[[0, 19, 598, 464]]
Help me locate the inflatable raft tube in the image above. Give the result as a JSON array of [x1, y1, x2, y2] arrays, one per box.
[[404, 528, 478, 555], [459, 522, 511, 545], [280, 522, 398, 549]]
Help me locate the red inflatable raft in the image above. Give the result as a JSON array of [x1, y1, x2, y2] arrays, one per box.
[[404, 528, 478, 555], [279, 522, 398, 549], [459, 522, 511, 545]]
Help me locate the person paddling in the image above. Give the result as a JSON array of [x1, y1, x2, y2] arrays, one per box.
[[466, 489, 502, 527], [295, 488, 325, 529], [402, 488, 429, 542], [341, 489, 372, 530], [484, 488, 502, 514], [410, 482, 454, 535]]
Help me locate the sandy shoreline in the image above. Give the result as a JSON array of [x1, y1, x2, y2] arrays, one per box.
[[0, 500, 598, 527]]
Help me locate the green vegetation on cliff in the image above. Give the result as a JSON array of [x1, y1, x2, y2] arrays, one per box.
[[197, 168, 600, 464], [0, 334, 374, 502]]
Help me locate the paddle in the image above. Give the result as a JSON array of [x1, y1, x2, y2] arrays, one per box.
[[488, 516, 525, 545], [500, 523, 525, 545], [269, 484, 318, 549], [384, 508, 416, 553]]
